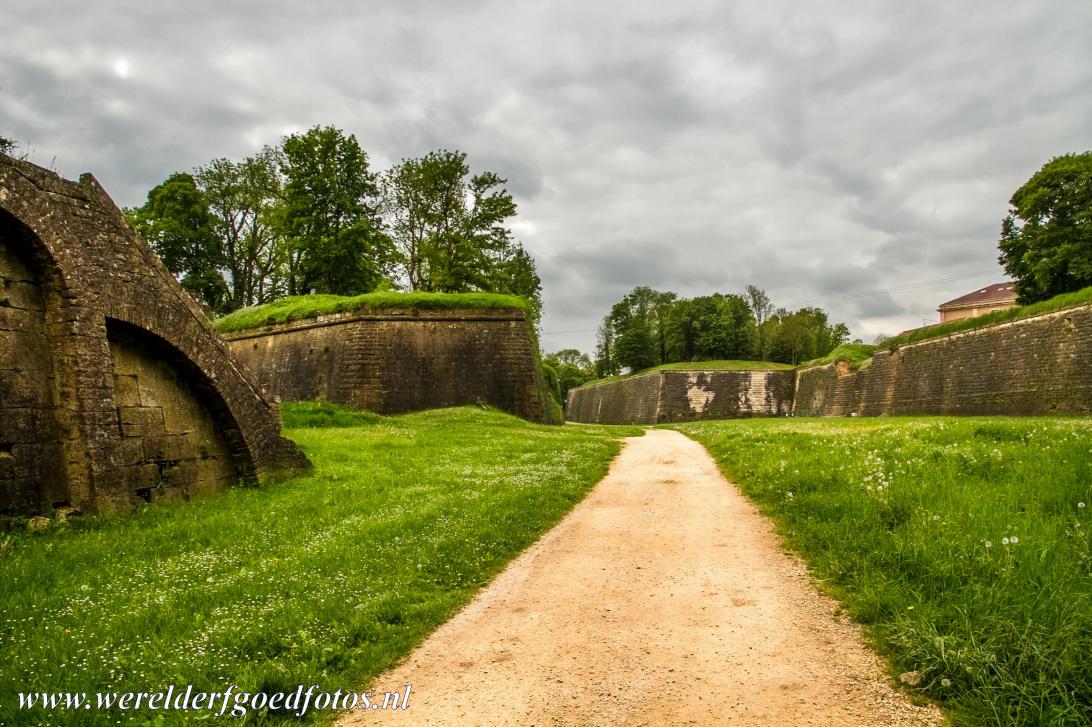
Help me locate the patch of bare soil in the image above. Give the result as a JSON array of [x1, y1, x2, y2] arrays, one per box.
[[341, 429, 942, 726]]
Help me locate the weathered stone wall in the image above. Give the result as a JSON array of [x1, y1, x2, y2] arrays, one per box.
[[564, 373, 663, 424], [224, 308, 558, 423], [565, 370, 795, 424], [0, 156, 308, 517], [793, 304, 1092, 416]]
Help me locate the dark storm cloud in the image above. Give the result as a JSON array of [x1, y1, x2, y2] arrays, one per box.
[[2, 0, 1090, 353]]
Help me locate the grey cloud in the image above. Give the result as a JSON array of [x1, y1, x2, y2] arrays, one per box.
[[3, 0, 1090, 357]]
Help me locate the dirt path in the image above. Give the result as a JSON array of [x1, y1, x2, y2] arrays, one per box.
[[342, 429, 942, 726]]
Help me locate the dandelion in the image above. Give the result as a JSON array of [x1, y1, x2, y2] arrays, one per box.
[[941, 678, 952, 688], [984, 540, 993, 549], [1079, 502, 1087, 509], [1010, 536, 1019, 544]]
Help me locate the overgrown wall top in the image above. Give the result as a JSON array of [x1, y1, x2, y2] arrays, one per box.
[[223, 308, 559, 423]]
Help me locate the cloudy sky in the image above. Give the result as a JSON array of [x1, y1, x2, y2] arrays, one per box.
[[3, 1, 1090, 354]]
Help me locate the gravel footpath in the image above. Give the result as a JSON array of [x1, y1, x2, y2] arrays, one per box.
[[341, 429, 942, 726]]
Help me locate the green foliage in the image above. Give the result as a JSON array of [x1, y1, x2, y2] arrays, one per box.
[[380, 150, 541, 319], [0, 407, 634, 725], [766, 306, 850, 365], [194, 148, 287, 310], [129, 131, 545, 325], [543, 349, 596, 400], [677, 417, 1092, 726], [124, 172, 224, 310], [0, 135, 15, 156], [280, 126, 393, 296], [606, 286, 676, 372], [665, 293, 756, 362], [213, 291, 530, 333], [594, 285, 848, 374], [999, 151, 1092, 303]]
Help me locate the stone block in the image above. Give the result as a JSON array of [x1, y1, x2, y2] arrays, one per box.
[[118, 406, 165, 437]]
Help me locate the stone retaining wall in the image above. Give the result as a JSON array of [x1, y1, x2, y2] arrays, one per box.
[[224, 308, 559, 423]]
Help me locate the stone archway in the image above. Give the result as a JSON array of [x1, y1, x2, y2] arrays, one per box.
[[105, 320, 247, 504], [0, 209, 69, 514]]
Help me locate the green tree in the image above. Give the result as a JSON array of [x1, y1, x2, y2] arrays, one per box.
[[194, 147, 286, 310], [543, 349, 595, 400], [608, 286, 668, 372], [745, 285, 775, 360], [594, 314, 618, 377], [280, 126, 391, 296], [493, 243, 543, 324], [381, 150, 520, 294], [124, 173, 226, 310], [0, 135, 15, 156], [768, 307, 849, 364], [665, 294, 756, 361], [999, 151, 1092, 303]]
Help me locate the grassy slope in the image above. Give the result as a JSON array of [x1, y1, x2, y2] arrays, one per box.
[[675, 417, 1092, 727], [574, 359, 794, 389], [214, 292, 529, 333], [0, 406, 640, 725], [799, 343, 877, 370]]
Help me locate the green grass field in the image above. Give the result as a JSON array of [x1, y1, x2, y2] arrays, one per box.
[[674, 417, 1092, 727], [0, 406, 638, 725]]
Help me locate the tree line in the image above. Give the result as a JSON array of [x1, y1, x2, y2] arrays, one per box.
[[592, 285, 850, 376], [122, 126, 542, 320]]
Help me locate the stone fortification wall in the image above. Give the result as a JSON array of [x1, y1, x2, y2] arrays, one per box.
[[223, 308, 558, 423], [793, 305, 1092, 416], [565, 370, 795, 424]]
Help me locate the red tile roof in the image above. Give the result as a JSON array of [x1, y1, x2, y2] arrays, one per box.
[[938, 282, 1017, 310]]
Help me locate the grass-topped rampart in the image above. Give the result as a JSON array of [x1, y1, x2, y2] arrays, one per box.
[[214, 292, 530, 334]]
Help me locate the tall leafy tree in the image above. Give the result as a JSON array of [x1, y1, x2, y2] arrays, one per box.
[[280, 126, 391, 296], [594, 314, 617, 377], [125, 173, 227, 310], [195, 147, 285, 310], [543, 349, 595, 400], [607, 286, 669, 372], [999, 151, 1092, 303], [767, 307, 849, 364], [665, 294, 756, 361], [745, 285, 775, 360], [381, 150, 520, 294], [493, 242, 544, 324]]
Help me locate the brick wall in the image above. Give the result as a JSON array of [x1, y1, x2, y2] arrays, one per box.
[[223, 308, 559, 423], [565, 370, 795, 424]]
